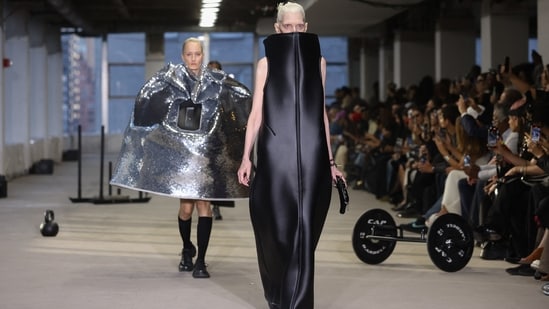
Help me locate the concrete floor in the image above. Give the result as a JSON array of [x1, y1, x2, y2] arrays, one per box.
[[0, 153, 547, 308]]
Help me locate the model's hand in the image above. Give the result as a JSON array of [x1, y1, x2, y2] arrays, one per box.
[[331, 166, 345, 185], [237, 159, 252, 187]]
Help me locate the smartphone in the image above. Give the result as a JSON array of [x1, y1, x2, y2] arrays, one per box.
[[463, 154, 471, 167], [438, 128, 447, 139], [460, 91, 469, 101], [487, 126, 498, 147], [422, 124, 430, 138], [531, 125, 541, 143], [394, 137, 403, 153]]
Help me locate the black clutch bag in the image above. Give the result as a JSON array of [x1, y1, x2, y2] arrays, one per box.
[[336, 176, 349, 214]]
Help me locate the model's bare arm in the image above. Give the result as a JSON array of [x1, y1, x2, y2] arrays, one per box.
[[238, 57, 267, 186], [320, 57, 344, 183]]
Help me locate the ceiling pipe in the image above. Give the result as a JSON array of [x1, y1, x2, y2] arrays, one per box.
[[47, 0, 95, 33], [112, 0, 131, 19]]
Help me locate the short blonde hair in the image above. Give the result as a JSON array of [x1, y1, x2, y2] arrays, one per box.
[[276, 2, 305, 23], [181, 37, 203, 55]]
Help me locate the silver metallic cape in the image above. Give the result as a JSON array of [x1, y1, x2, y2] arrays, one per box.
[[110, 63, 251, 200]]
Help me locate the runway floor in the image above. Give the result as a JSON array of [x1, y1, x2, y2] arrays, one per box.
[[0, 153, 547, 308]]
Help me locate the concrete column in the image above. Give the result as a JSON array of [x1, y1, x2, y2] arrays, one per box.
[[348, 38, 362, 95], [378, 38, 393, 102], [46, 27, 62, 138], [538, 0, 549, 59], [435, 18, 476, 81], [46, 26, 63, 160], [145, 33, 165, 80], [480, 0, 529, 72], [393, 30, 435, 90], [0, 7, 4, 175], [28, 19, 47, 162], [4, 9, 31, 171], [360, 38, 380, 104], [202, 32, 210, 65]]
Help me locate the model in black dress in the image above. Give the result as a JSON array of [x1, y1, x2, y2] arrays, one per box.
[[237, 3, 344, 308]]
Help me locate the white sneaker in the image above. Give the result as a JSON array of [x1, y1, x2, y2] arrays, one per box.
[[542, 283, 549, 296], [425, 214, 439, 228], [531, 259, 540, 270]]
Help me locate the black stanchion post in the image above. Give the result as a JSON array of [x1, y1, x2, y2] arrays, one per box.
[[108, 161, 113, 196], [77, 125, 82, 199], [98, 125, 105, 200], [69, 125, 92, 203]]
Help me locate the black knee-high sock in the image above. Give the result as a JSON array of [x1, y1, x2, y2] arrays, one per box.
[[196, 216, 212, 261], [178, 217, 192, 249]]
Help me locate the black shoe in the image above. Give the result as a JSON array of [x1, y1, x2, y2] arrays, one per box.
[[192, 260, 210, 278], [534, 270, 548, 280], [212, 205, 223, 220], [480, 241, 507, 260], [504, 256, 521, 264], [506, 264, 536, 276], [178, 244, 196, 272], [397, 207, 420, 218], [473, 225, 502, 242], [389, 192, 403, 205], [268, 301, 280, 309], [352, 180, 364, 190], [391, 202, 409, 212]]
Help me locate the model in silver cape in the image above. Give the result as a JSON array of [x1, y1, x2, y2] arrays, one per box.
[[111, 63, 251, 200]]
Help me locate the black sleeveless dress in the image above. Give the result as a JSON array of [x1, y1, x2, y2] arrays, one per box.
[[250, 32, 332, 309]]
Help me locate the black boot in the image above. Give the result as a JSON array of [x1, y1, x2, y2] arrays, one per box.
[[212, 205, 223, 220], [178, 216, 195, 272], [179, 244, 196, 272], [192, 259, 210, 278], [192, 216, 212, 278]]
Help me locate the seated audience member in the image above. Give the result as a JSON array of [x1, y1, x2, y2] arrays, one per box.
[[476, 102, 547, 263], [400, 105, 461, 229], [505, 103, 549, 276], [459, 101, 518, 227], [430, 124, 490, 220]]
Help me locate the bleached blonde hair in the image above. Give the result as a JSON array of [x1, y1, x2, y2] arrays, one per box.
[[276, 2, 305, 23], [181, 37, 203, 55]]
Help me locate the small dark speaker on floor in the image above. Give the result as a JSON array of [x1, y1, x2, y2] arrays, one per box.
[[0, 175, 7, 198], [29, 159, 54, 175], [62, 149, 79, 161]]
